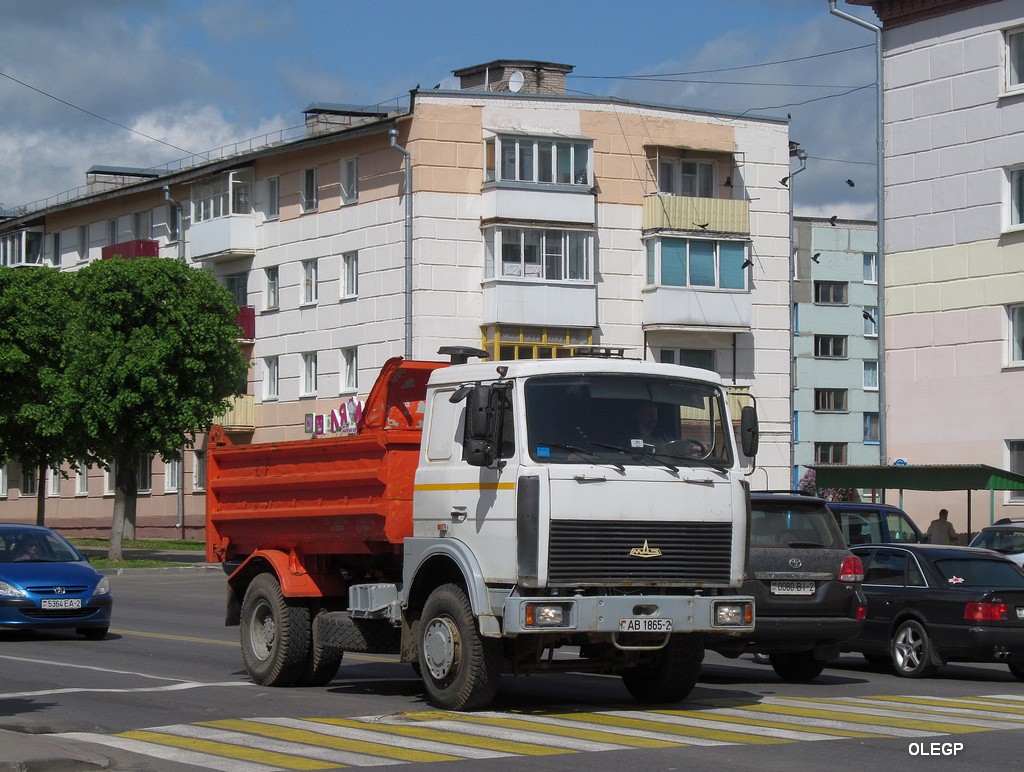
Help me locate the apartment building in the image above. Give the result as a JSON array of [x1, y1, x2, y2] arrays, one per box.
[[848, 0, 1024, 526], [0, 59, 793, 536], [792, 217, 881, 487]]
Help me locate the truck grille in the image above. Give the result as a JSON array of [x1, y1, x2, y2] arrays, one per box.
[[548, 520, 733, 584]]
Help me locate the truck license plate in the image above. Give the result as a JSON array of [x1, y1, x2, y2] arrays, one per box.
[[41, 598, 82, 609], [619, 617, 672, 633], [771, 581, 815, 595]]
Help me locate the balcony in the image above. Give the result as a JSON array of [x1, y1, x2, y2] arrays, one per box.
[[643, 195, 749, 235], [482, 279, 597, 327], [215, 394, 254, 431], [481, 185, 595, 225], [190, 214, 256, 262], [235, 306, 255, 341], [642, 286, 751, 331]]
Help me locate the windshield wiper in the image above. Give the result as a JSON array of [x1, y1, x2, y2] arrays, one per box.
[[785, 541, 826, 548], [536, 441, 624, 473], [591, 441, 678, 473], [647, 448, 729, 474]]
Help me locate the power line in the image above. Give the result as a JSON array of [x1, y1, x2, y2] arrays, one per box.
[[0, 70, 197, 157]]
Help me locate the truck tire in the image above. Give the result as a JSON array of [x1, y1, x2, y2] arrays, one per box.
[[621, 636, 703, 703], [299, 609, 344, 687], [419, 583, 501, 711], [768, 651, 827, 682], [239, 573, 311, 687]]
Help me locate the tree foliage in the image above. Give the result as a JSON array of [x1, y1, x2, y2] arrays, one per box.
[[35, 257, 247, 559], [0, 267, 72, 525]]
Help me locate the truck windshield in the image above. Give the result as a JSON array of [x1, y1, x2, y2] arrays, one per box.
[[524, 374, 733, 468]]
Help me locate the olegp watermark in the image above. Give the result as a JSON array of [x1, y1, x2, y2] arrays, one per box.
[[908, 741, 963, 756]]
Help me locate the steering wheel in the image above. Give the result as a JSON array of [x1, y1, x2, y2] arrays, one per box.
[[659, 438, 709, 458]]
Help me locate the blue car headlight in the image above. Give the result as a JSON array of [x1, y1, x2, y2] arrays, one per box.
[[0, 580, 28, 599], [92, 576, 110, 597]]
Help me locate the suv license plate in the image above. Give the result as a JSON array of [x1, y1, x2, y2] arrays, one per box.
[[41, 598, 82, 609], [619, 618, 672, 633], [771, 581, 815, 595]]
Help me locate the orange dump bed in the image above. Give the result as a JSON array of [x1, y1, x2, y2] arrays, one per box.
[[205, 358, 448, 564]]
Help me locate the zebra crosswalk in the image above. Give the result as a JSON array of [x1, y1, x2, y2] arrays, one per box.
[[58, 693, 1024, 770]]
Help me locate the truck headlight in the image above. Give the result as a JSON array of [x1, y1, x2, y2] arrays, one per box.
[[714, 601, 754, 627], [524, 602, 570, 627]]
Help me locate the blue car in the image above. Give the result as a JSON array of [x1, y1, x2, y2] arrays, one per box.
[[0, 524, 112, 639]]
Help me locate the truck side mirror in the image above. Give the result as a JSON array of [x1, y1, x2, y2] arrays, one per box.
[[740, 405, 759, 458], [463, 384, 507, 467]]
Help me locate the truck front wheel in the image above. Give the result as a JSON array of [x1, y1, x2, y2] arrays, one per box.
[[621, 636, 703, 703], [239, 573, 311, 687], [419, 583, 501, 711]]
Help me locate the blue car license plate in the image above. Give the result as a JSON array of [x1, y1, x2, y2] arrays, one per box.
[[41, 598, 82, 609], [771, 581, 814, 595]]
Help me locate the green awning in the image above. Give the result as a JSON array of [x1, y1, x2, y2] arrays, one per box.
[[809, 464, 1024, 492]]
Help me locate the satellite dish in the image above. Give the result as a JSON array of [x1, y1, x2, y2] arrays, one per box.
[[508, 71, 525, 93]]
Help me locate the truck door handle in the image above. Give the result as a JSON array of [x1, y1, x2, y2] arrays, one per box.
[[451, 506, 468, 522], [573, 474, 606, 483]]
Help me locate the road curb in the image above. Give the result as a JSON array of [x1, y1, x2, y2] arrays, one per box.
[[0, 729, 110, 771]]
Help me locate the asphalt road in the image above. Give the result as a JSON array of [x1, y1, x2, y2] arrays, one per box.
[[2, 570, 1023, 770]]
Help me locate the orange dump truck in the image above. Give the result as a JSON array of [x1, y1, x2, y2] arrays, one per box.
[[207, 346, 759, 710]]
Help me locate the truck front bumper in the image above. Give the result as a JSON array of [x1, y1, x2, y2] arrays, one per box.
[[501, 594, 754, 635]]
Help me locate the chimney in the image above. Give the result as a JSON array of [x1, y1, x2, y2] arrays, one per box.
[[452, 60, 574, 95]]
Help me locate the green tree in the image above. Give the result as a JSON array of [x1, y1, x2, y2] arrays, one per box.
[[61, 258, 248, 560], [0, 267, 73, 525]]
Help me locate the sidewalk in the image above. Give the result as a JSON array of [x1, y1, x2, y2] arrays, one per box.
[[1, 548, 215, 769]]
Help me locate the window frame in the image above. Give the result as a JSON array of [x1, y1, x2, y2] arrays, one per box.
[[864, 305, 879, 337], [133, 210, 152, 240], [1006, 25, 1024, 95], [266, 176, 280, 219], [75, 460, 88, 496], [1009, 303, 1024, 365], [864, 360, 879, 391], [302, 259, 319, 305], [108, 218, 118, 245], [658, 158, 715, 197], [814, 334, 848, 359], [645, 236, 748, 290], [78, 225, 89, 261], [863, 252, 878, 284], [265, 266, 279, 310], [814, 280, 848, 305], [1010, 439, 1024, 502], [20, 464, 37, 497], [485, 135, 593, 186], [486, 226, 593, 282], [301, 352, 318, 397], [814, 442, 848, 464], [264, 356, 279, 400], [814, 388, 848, 413], [864, 412, 880, 444], [164, 458, 181, 493], [342, 251, 358, 298], [341, 157, 359, 204], [193, 451, 206, 492], [342, 347, 358, 393], [137, 454, 152, 493], [301, 167, 319, 212]]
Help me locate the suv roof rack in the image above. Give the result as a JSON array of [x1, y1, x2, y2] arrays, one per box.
[[561, 345, 629, 358]]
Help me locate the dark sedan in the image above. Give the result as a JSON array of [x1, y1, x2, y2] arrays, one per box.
[[0, 524, 112, 638], [845, 543, 1024, 679]]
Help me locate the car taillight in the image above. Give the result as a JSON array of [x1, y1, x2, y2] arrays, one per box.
[[855, 604, 867, 621], [839, 555, 864, 583], [964, 602, 1007, 621]]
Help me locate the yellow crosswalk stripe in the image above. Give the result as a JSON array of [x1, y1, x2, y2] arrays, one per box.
[[711, 700, 990, 734], [200, 719, 463, 763], [542, 710, 790, 744], [118, 730, 338, 770], [648, 707, 881, 739], [304, 716, 571, 756]]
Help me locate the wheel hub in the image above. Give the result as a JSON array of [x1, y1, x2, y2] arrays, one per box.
[[250, 601, 276, 661], [422, 616, 459, 680]]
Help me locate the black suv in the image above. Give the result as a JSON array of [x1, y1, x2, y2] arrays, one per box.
[[706, 491, 866, 681]]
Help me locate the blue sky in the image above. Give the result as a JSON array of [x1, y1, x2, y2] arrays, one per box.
[[0, 0, 882, 218]]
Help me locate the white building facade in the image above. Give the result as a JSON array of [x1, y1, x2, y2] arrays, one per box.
[[0, 60, 793, 537]]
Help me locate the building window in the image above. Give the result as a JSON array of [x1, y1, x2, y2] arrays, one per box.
[[864, 306, 879, 337], [1007, 26, 1024, 93], [486, 227, 592, 281], [165, 459, 181, 493], [48, 467, 60, 497], [863, 252, 877, 284], [1, 231, 43, 266], [645, 237, 747, 290], [301, 168, 318, 212], [302, 259, 318, 304], [1011, 167, 1024, 228], [485, 135, 591, 186], [814, 335, 847, 359], [302, 352, 318, 396], [20, 465, 37, 497], [78, 225, 89, 261], [342, 347, 358, 392], [265, 267, 279, 310], [1010, 440, 1024, 501], [225, 272, 248, 307], [658, 159, 714, 197], [659, 348, 716, 372], [864, 412, 880, 444], [137, 455, 152, 493], [76, 461, 88, 496], [814, 388, 848, 412], [51, 231, 62, 266], [168, 204, 180, 242], [343, 252, 358, 298], [133, 210, 151, 240], [814, 442, 847, 464], [108, 219, 118, 245], [266, 176, 280, 219], [1010, 304, 1024, 364], [814, 281, 848, 305], [0, 462, 7, 497], [341, 158, 359, 204], [104, 463, 116, 495], [193, 170, 253, 222], [864, 360, 879, 391], [194, 451, 206, 491], [264, 356, 279, 400]]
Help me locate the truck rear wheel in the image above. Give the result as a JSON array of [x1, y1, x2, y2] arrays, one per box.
[[240, 573, 311, 687], [298, 609, 344, 687], [768, 651, 827, 682], [419, 583, 501, 711], [621, 636, 703, 703]]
